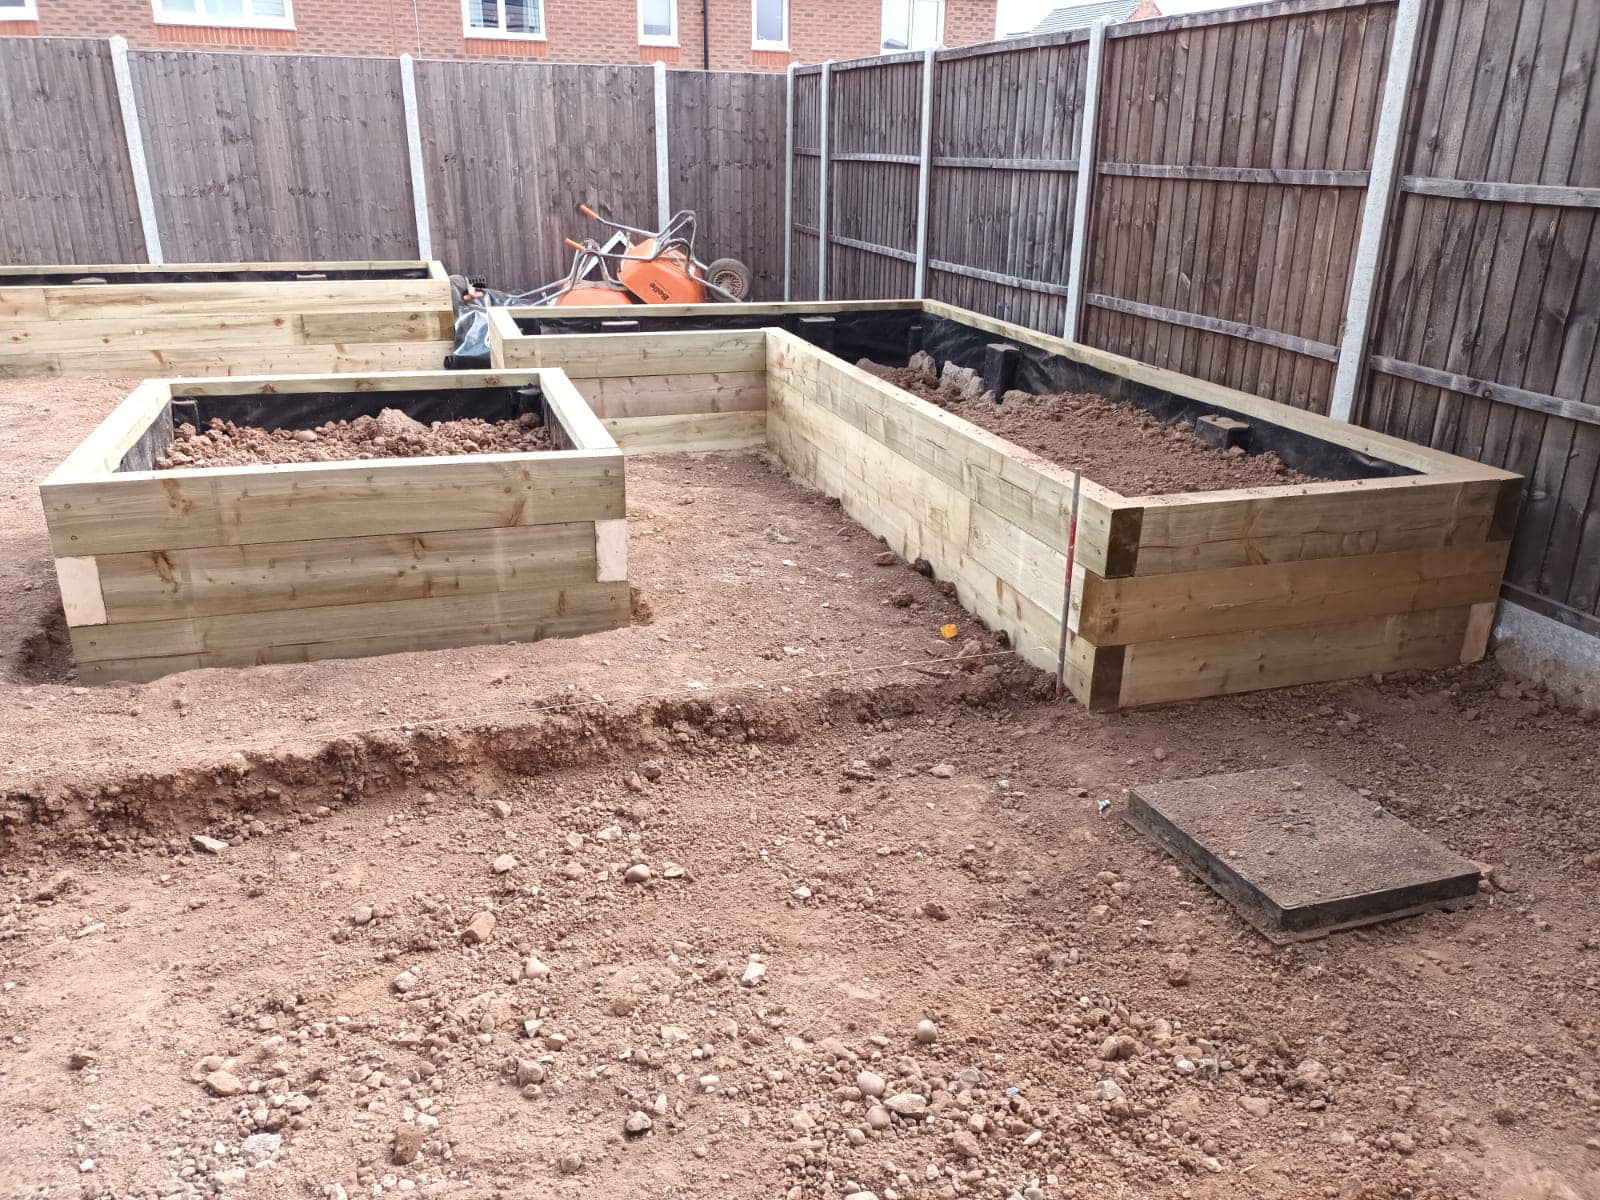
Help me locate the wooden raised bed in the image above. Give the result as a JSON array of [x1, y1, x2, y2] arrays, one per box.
[[0, 260, 455, 380], [40, 369, 627, 684], [490, 298, 1521, 710]]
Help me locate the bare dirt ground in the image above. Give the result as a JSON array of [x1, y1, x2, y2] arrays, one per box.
[[158, 411, 552, 470], [865, 360, 1308, 496], [1, 377, 1598, 1200]]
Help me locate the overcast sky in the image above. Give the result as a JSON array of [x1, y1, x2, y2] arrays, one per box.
[[994, 0, 1257, 37]]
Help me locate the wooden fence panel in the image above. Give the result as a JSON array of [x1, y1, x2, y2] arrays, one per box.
[[826, 57, 923, 301], [129, 51, 417, 263], [925, 38, 1088, 333], [0, 39, 145, 265], [667, 70, 786, 301], [1362, 0, 1600, 636], [415, 60, 656, 288], [790, 68, 823, 300], [1083, 2, 1394, 414]]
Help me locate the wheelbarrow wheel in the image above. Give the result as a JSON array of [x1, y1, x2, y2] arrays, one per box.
[[704, 257, 753, 302]]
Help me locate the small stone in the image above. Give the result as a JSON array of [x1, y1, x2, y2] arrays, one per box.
[[1390, 1130, 1416, 1155], [865, 1105, 893, 1130], [351, 905, 374, 927], [392, 967, 420, 993], [1238, 1095, 1272, 1118], [740, 961, 767, 988], [928, 764, 955, 779], [1098, 1033, 1135, 1061], [949, 1130, 981, 1160], [462, 911, 496, 944], [624, 864, 653, 884], [191, 834, 228, 854], [885, 1092, 928, 1117], [292, 429, 319, 443], [914, 1018, 938, 1044], [556, 1152, 583, 1175], [624, 1111, 654, 1137], [68, 1050, 97, 1071], [492, 853, 518, 874], [522, 956, 550, 981], [239, 1132, 281, 1165], [203, 1069, 244, 1097], [1092, 1079, 1124, 1102], [874, 551, 897, 566], [856, 1070, 887, 1098], [515, 1060, 546, 1086], [490, 799, 513, 818], [1164, 953, 1191, 986]]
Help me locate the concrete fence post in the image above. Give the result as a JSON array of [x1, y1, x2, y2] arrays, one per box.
[[913, 47, 935, 299], [109, 36, 163, 265], [1328, 0, 1424, 423], [653, 59, 671, 230], [1063, 18, 1111, 342], [783, 61, 796, 302], [398, 54, 433, 262], [817, 59, 832, 301]]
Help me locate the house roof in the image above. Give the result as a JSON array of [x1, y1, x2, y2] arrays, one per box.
[[1020, 1, 1145, 36]]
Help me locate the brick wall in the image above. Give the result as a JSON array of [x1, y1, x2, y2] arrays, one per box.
[[4, 0, 998, 67]]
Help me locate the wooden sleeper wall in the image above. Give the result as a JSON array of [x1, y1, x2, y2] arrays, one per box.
[[0, 262, 455, 380], [40, 370, 628, 684]]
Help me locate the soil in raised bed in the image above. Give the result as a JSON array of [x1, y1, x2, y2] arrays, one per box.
[[155, 408, 553, 469], [863, 357, 1311, 496]]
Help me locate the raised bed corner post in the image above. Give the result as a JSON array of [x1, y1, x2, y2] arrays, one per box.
[[653, 60, 671, 231], [913, 47, 936, 300], [817, 60, 833, 302], [1063, 17, 1110, 343], [783, 62, 796, 302], [1329, 0, 1424, 424], [399, 54, 433, 262], [109, 36, 163, 266]]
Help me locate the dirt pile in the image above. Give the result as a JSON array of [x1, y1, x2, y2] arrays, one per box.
[[156, 408, 553, 468], [862, 355, 1311, 496]]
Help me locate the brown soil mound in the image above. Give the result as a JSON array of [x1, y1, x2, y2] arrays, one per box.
[[157, 407, 553, 469], [868, 361, 1311, 496]]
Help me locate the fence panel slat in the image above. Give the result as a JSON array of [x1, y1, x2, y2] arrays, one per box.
[[128, 50, 416, 263], [0, 39, 145, 265]]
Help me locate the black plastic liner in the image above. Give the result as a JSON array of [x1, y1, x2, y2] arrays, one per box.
[[6, 265, 432, 287], [118, 385, 544, 473], [511, 309, 927, 368], [503, 306, 1408, 483]]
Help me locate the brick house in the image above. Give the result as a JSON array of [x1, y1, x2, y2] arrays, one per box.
[[0, 0, 998, 69]]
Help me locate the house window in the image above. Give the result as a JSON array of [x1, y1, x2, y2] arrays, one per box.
[[464, 0, 545, 40], [0, 0, 40, 21], [151, 0, 295, 29], [639, 0, 676, 45], [881, 0, 943, 50], [752, 0, 787, 49]]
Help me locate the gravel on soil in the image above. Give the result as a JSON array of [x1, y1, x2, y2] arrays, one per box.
[[865, 358, 1312, 496], [156, 407, 553, 469]]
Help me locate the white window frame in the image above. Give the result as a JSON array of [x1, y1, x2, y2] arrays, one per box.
[[751, 0, 788, 50], [151, 0, 296, 31], [1, 0, 41, 22], [638, 0, 677, 46], [462, 0, 547, 42], [881, 0, 944, 51]]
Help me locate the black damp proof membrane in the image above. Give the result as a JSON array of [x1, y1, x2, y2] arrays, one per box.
[[116, 385, 550, 474], [508, 307, 1413, 484], [4, 265, 432, 287]]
